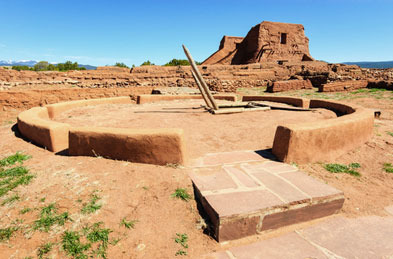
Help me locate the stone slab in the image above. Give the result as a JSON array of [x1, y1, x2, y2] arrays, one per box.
[[298, 216, 393, 259], [190, 152, 344, 242], [205, 216, 393, 258], [229, 232, 328, 259]]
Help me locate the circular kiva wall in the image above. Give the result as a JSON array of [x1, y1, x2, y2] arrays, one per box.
[[17, 94, 374, 165]]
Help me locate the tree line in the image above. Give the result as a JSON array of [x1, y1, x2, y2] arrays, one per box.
[[11, 59, 202, 72], [12, 61, 86, 71], [114, 59, 201, 68]]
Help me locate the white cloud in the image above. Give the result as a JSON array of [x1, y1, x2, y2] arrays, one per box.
[[0, 43, 6, 48]]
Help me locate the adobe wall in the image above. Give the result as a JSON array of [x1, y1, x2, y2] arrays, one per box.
[[319, 80, 368, 92], [69, 127, 186, 166], [271, 100, 374, 163], [16, 96, 187, 165], [0, 87, 153, 110], [1, 64, 392, 98], [267, 79, 313, 92], [17, 94, 374, 166]]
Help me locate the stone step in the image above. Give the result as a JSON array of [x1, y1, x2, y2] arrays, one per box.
[[189, 151, 344, 242]]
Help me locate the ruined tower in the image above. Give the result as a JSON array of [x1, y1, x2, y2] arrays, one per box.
[[202, 21, 314, 65]]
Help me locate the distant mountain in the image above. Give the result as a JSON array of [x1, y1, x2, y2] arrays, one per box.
[[343, 61, 393, 69], [0, 60, 37, 66], [79, 64, 96, 70], [0, 60, 96, 70]]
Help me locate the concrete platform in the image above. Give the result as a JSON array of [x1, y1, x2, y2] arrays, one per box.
[[205, 215, 393, 259], [189, 151, 344, 242]]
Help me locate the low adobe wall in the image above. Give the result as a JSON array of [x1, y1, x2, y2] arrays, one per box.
[[267, 79, 313, 93], [69, 127, 186, 166], [367, 80, 393, 90], [272, 100, 374, 163], [18, 94, 374, 165], [17, 96, 187, 165], [137, 94, 237, 104], [17, 107, 70, 152], [319, 80, 368, 92]]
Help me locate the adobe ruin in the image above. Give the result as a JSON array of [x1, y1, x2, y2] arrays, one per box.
[[202, 21, 314, 65]]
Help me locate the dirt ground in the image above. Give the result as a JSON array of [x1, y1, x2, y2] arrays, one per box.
[[0, 87, 392, 258]]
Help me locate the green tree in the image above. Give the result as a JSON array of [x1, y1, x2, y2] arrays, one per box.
[[140, 60, 154, 66], [164, 59, 190, 66], [47, 64, 58, 71], [114, 62, 129, 68], [33, 61, 49, 71], [11, 65, 31, 71]]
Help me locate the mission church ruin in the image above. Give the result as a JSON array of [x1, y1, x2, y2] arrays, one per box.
[[202, 21, 314, 65]]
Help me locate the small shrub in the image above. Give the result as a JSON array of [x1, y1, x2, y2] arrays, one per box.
[[81, 193, 102, 214], [62, 231, 91, 259], [174, 233, 188, 256], [383, 163, 393, 173], [176, 249, 187, 256], [171, 188, 191, 201], [37, 242, 53, 259], [20, 207, 32, 214], [0, 226, 18, 242], [1, 193, 20, 206], [120, 218, 138, 229], [323, 163, 361, 177], [83, 222, 112, 258]]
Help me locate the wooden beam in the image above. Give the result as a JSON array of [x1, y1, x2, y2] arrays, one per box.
[[191, 70, 212, 109], [183, 45, 219, 110]]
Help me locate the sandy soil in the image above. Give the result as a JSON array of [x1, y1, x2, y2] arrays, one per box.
[[53, 100, 336, 158], [0, 89, 392, 258]]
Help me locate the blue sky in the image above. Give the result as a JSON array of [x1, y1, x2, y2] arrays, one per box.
[[1, 0, 392, 66]]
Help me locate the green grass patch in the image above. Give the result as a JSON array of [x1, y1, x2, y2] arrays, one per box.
[[171, 188, 191, 202], [387, 131, 393, 137], [81, 193, 102, 214], [37, 242, 53, 259], [83, 222, 112, 258], [1, 193, 20, 206], [33, 203, 71, 232], [0, 166, 34, 197], [62, 231, 91, 259], [0, 226, 19, 242], [323, 163, 361, 177], [383, 163, 393, 173], [175, 233, 188, 256], [19, 207, 32, 214], [120, 218, 138, 229], [0, 152, 31, 167]]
